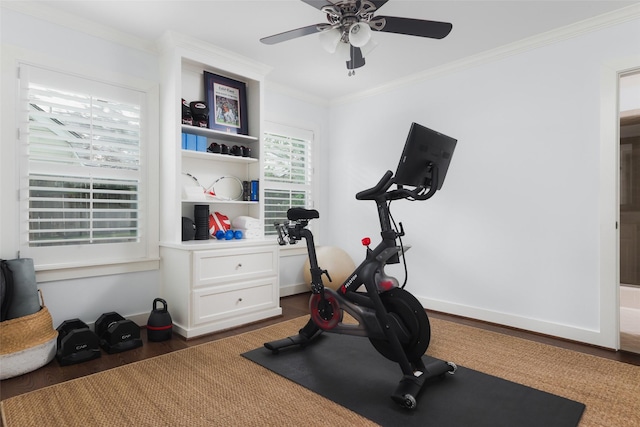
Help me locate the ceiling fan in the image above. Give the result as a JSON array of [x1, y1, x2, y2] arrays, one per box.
[[260, 0, 452, 76]]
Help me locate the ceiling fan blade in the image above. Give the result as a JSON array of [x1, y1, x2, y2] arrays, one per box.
[[299, 0, 335, 10], [346, 46, 365, 70], [369, 0, 389, 10], [375, 16, 452, 39], [260, 24, 325, 45]]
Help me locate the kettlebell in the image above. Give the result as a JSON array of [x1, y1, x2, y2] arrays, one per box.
[[146, 298, 173, 342]]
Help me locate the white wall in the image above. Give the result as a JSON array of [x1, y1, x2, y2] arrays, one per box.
[[0, 7, 162, 328], [326, 17, 640, 347], [3, 4, 638, 347]]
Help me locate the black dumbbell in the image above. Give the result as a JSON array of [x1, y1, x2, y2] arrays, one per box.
[[56, 319, 101, 366], [208, 142, 221, 154], [231, 145, 242, 156], [95, 312, 143, 354]]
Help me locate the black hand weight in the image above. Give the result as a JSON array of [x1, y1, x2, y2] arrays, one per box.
[[146, 298, 173, 342], [55, 318, 101, 366], [95, 311, 143, 354]]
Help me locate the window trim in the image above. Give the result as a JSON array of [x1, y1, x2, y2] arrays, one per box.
[[263, 120, 319, 242], [3, 51, 159, 281]]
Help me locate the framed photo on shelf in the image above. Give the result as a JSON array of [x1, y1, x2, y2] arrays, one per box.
[[203, 71, 248, 135]]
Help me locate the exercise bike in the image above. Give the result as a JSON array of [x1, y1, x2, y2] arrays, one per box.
[[265, 123, 458, 410]]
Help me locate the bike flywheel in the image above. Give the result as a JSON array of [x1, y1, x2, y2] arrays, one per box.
[[368, 288, 431, 363]]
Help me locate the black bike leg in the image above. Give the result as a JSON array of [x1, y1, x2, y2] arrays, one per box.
[[263, 319, 322, 354], [299, 318, 321, 339]]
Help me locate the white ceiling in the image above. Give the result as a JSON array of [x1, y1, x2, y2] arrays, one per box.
[[17, 0, 640, 102]]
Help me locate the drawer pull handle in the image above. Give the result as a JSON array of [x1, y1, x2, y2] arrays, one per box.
[[238, 298, 243, 302], [236, 263, 242, 269]]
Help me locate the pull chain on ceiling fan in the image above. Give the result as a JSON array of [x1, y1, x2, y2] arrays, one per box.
[[260, 0, 452, 76]]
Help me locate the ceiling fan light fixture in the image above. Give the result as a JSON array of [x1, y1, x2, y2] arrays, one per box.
[[319, 28, 342, 53], [348, 22, 372, 48], [336, 41, 352, 61]]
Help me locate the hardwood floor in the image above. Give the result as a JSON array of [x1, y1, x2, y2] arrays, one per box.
[[2, 293, 639, 401]]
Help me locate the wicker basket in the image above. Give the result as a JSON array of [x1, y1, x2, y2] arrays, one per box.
[[0, 290, 58, 379]]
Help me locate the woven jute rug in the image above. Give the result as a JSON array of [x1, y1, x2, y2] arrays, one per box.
[[1, 316, 639, 427]]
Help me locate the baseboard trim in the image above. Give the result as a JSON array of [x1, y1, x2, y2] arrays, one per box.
[[279, 283, 309, 297], [418, 296, 614, 349]]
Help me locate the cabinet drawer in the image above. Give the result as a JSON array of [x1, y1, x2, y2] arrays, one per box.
[[193, 247, 277, 287], [192, 277, 277, 325]]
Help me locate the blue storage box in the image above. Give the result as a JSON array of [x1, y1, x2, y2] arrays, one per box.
[[185, 133, 197, 151], [196, 135, 207, 152]]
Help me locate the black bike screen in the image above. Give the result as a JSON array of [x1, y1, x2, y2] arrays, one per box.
[[394, 122, 457, 190]]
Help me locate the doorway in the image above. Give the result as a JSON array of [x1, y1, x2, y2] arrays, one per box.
[[619, 70, 640, 354]]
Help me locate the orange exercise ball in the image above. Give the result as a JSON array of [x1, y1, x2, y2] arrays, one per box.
[[303, 246, 356, 291]]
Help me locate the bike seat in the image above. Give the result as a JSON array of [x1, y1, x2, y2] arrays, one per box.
[[287, 207, 319, 221]]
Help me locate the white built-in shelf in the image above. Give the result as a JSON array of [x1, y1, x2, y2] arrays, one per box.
[[181, 198, 258, 204], [181, 124, 258, 143], [181, 149, 258, 164], [159, 32, 279, 339]]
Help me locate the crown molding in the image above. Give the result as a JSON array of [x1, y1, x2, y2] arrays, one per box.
[[330, 3, 640, 106]]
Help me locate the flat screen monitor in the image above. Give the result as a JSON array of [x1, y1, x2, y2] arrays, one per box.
[[394, 122, 457, 190]]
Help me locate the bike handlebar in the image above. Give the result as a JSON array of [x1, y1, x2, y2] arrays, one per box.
[[355, 170, 394, 200], [355, 166, 440, 202]]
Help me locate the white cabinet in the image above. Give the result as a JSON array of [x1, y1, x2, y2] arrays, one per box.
[[192, 278, 278, 326], [193, 247, 277, 286], [161, 242, 281, 338], [157, 32, 281, 338]]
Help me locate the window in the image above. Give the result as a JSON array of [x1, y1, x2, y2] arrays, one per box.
[[263, 122, 314, 236], [17, 64, 156, 269]]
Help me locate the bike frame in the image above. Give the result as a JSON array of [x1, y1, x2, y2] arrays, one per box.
[[280, 187, 419, 375], [269, 167, 455, 410], [301, 200, 403, 338]]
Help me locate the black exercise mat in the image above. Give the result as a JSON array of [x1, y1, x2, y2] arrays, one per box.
[[243, 333, 585, 427]]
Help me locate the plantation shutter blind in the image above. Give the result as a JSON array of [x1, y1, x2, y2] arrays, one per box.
[[263, 123, 313, 235], [20, 64, 143, 249]]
